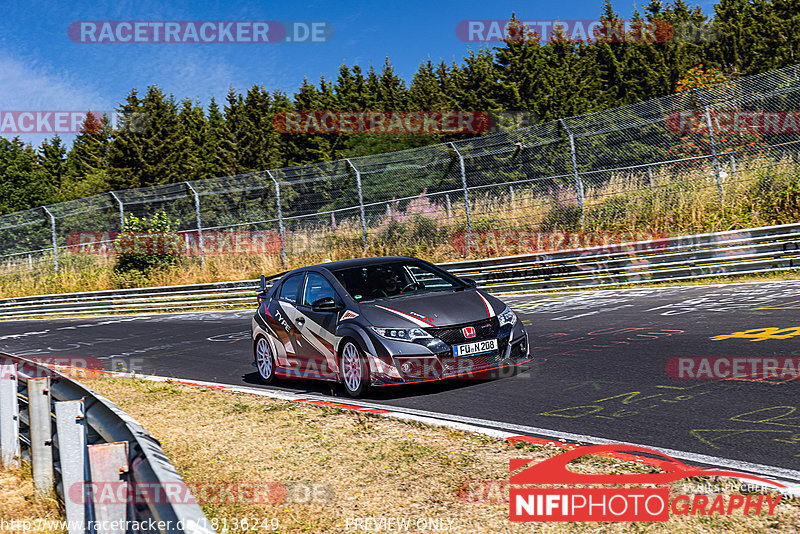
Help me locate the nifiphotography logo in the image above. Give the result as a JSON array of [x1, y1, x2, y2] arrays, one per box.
[[509, 444, 784, 522]]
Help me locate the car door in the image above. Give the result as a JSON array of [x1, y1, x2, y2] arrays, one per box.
[[269, 272, 306, 368], [295, 272, 342, 379]]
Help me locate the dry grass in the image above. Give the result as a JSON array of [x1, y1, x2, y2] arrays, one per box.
[[0, 464, 64, 533], [81, 376, 800, 533], [1, 155, 798, 299]]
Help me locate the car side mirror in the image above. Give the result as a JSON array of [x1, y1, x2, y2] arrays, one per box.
[[257, 275, 268, 304], [312, 296, 340, 312], [462, 277, 478, 288]]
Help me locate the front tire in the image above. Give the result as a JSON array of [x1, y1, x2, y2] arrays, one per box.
[[255, 336, 276, 384], [340, 340, 370, 398]]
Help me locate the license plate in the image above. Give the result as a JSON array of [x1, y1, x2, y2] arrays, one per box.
[[453, 338, 497, 357]]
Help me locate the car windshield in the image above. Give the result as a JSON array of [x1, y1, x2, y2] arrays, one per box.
[[331, 261, 462, 302]]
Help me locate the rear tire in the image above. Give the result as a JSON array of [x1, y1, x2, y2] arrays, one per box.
[[254, 336, 277, 384], [340, 340, 370, 398]]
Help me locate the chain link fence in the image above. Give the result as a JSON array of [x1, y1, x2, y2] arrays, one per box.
[[3, 63, 800, 272]]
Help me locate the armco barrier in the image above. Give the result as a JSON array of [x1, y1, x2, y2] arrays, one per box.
[[0, 222, 798, 319], [0, 353, 213, 533], [442, 222, 800, 292]]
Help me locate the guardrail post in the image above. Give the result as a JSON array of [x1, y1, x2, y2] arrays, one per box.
[[110, 191, 125, 231], [0, 362, 19, 466], [184, 182, 205, 266], [449, 143, 473, 234], [266, 171, 287, 266], [559, 119, 585, 225], [28, 377, 54, 493], [88, 442, 130, 531], [42, 207, 58, 273], [346, 159, 369, 247], [55, 400, 86, 533], [702, 105, 724, 203]]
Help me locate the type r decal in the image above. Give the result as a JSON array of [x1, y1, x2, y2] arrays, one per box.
[[273, 308, 292, 333]]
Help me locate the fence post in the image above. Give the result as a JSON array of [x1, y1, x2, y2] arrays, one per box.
[[109, 191, 125, 231], [55, 400, 86, 533], [449, 143, 472, 233], [346, 159, 368, 247], [184, 182, 205, 266], [0, 362, 20, 467], [648, 166, 654, 188], [42, 207, 58, 272], [266, 171, 287, 266], [28, 377, 54, 493], [559, 119, 585, 225], [702, 105, 724, 203], [730, 153, 737, 175]]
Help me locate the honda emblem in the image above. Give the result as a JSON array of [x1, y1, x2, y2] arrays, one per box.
[[462, 326, 476, 339]]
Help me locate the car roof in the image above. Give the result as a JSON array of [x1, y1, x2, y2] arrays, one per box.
[[303, 256, 424, 273]]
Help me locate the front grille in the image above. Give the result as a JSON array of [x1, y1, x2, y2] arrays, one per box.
[[426, 318, 497, 345], [441, 341, 509, 376]]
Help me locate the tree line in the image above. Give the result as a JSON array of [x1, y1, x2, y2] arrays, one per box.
[[2, 0, 799, 216]]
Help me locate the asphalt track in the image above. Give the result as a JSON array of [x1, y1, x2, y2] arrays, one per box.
[[2, 281, 799, 476]]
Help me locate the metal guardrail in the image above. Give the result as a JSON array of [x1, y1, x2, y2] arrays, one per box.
[[0, 222, 798, 320], [0, 353, 213, 533], [441, 222, 800, 292]]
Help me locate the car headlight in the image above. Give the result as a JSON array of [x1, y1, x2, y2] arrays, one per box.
[[371, 327, 432, 342], [498, 306, 517, 328]]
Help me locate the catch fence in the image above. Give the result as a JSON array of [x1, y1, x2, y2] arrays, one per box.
[[3, 64, 800, 271]]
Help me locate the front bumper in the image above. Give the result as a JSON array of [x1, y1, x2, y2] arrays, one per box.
[[368, 323, 531, 386]]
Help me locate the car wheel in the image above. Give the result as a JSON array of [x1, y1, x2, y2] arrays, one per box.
[[255, 336, 276, 384], [340, 340, 370, 398]]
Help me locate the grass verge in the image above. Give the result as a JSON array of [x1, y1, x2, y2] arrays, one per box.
[[81, 376, 800, 533], [0, 464, 64, 533]]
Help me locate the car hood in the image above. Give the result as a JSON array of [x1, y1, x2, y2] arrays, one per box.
[[358, 289, 504, 328]]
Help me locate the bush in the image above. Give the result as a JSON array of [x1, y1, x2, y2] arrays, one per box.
[[113, 213, 182, 278]]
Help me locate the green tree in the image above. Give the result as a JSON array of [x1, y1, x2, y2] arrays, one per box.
[[0, 137, 53, 214]]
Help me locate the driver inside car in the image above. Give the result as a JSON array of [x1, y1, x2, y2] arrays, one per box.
[[369, 268, 403, 298]]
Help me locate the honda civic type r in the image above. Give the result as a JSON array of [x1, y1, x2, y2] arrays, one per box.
[[251, 256, 531, 397]]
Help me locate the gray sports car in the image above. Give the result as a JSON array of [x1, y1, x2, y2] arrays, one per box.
[[251, 256, 531, 397]]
